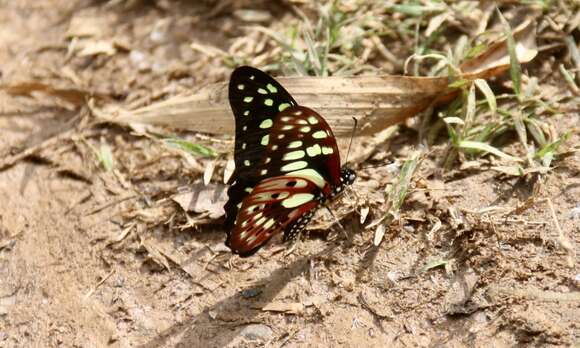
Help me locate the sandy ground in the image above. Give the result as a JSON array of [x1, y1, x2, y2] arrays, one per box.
[[0, 1, 579, 347]]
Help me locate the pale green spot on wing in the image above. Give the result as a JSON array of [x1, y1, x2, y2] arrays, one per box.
[[243, 110, 250, 116], [243, 96, 253, 103], [299, 126, 311, 133], [281, 193, 315, 208], [261, 134, 269, 146], [278, 103, 291, 112], [287, 168, 326, 188], [257, 88, 267, 94], [281, 161, 308, 171], [288, 141, 302, 149], [255, 216, 267, 226], [263, 218, 276, 229], [264, 99, 273, 106], [312, 130, 327, 139], [306, 144, 322, 157], [237, 84, 245, 90], [244, 160, 251, 166], [307, 116, 318, 124], [260, 119, 273, 129], [282, 150, 305, 161], [322, 146, 334, 155], [267, 83, 278, 93]]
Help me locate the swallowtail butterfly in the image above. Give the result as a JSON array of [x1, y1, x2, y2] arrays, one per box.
[[224, 66, 356, 256]]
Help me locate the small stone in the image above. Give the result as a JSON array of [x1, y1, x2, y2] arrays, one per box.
[[241, 288, 261, 298], [240, 324, 273, 341]]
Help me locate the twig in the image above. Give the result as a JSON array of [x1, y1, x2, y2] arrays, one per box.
[[83, 269, 115, 301], [357, 292, 392, 321], [546, 198, 575, 267], [85, 195, 139, 216], [0, 128, 100, 172]]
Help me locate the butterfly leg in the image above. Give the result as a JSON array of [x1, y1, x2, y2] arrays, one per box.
[[324, 206, 349, 239], [284, 238, 301, 257]]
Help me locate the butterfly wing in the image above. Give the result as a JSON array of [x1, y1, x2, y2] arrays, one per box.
[[225, 66, 297, 229], [226, 175, 323, 257], [256, 105, 342, 190]]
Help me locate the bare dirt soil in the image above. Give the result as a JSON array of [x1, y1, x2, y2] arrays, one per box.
[[0, 1, 579, 347]]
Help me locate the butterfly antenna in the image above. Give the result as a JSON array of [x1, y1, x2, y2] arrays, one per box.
[[344, 117, 358, 165], [359, 161, 397, 170]]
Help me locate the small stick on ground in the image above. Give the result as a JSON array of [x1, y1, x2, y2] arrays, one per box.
[[84, 269, 115, 301], [547, 198, 575, 267]]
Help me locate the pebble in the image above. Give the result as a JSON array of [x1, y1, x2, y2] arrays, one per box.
[[240, 324, 273, 341]]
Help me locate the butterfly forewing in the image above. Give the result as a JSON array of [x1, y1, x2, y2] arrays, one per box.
[[226, 175, 322, 256], [225, 67, 297, 229], [256, 105, 342, 189]]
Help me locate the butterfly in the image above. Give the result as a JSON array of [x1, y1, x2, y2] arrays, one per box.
[[224, 66, 356, 257]]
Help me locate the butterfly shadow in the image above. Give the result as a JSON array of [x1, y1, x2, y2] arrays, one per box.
[[139, 243, 340, 348]]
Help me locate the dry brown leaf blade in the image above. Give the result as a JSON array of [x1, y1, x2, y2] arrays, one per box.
[[172, 183, 227, 219], [95, 21, 537, 137], [261, 302, 304, 314], [0, 82, 90, 106]]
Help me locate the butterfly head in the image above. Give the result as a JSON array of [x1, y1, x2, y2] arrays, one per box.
[[340, 167, 356, 186]]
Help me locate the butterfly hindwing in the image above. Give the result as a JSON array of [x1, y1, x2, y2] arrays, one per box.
[[225, 67, 297, 229], [226, 175, 322, 256]]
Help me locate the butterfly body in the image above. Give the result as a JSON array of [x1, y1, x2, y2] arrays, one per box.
[[225, 66, 356, 257]]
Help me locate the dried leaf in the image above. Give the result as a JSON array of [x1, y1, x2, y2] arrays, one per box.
[[459, 19, 536, 80], [96, 21, 537, 137], [172, 183, 227, 219], [261, 302, 304, 314], [204, 160, 216, 185], [223, 158, 235, 184], [360, 206, 369, 224], [373, 224, 385, 246], [77, 40, 116, 57], [0, 82, 90, 106]]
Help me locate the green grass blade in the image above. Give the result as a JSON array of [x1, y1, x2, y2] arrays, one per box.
[[497, 9, 522, 98], [474, 79, 497, 116], [164, 138, 217, 158], [458, 140, 520, 161]]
